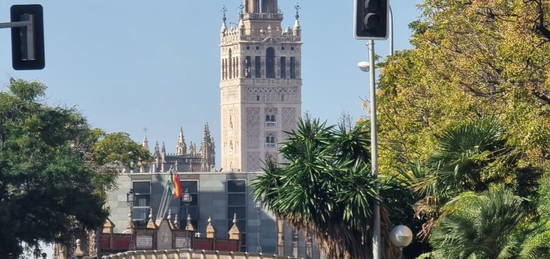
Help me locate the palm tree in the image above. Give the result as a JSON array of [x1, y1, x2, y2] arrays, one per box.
[[400, 117, 521, 238], [426, 188, 525, 259], [252, 117, 402, 259]]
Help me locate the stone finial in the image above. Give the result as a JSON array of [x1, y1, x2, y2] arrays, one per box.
[[102, 218, 115, 234], [206, 217, 216, 238], [146, 209, 157, 229], [185, 214, 195, 232], [74, 239, 85, 257], [228, 213, 241, 240]]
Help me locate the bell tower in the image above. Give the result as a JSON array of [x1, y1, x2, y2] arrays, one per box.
[[220, 0, 302, 172]]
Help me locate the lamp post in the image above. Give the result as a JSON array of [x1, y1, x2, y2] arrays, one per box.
[[182, 188, 193, 226], [254, 200, 263, 253], [390, 225, 414, 259]]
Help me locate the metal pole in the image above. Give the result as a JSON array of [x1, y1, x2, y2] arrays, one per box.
[[0, 21, 30, 29], [368, 40, 382, 259], [389, 5, 394, 55]]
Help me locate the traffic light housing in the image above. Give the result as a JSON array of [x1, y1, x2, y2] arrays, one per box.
[[354, 0, 388, 40], [11, 5, 45, 70]]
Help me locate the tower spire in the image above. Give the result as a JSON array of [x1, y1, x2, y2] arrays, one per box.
[[154, 141, 160, 158], [176, 127, 187, 156]]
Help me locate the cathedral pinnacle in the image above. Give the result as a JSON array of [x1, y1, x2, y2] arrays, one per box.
[[142, 135, 149, 152], [154, 141, 160, 157], [176, 127, 187, 155]]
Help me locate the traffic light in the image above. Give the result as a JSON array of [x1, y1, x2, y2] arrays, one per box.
[[354, 0, 388, 40], [11, 5, 45, 70]]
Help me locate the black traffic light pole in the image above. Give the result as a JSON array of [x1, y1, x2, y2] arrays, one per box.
[[354, 1, 389, 259], [0, 4, 45, 70]]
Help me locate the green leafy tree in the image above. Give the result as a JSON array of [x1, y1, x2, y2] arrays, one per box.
[[377, 0, 549, 178], [0, 79, 150, 258], [253, 117, 408, 259]]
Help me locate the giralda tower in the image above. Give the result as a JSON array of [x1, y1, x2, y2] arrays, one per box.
[[220, 0, 302, 172]]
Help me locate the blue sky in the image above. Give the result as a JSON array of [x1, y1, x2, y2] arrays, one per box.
[[0, 0, 423, 161]]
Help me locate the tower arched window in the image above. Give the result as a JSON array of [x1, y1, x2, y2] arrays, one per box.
[[228, 49, 233, 79], [266, 47, 275, 78], [290, 57, 296, 79], [280, 57, 286, 78]]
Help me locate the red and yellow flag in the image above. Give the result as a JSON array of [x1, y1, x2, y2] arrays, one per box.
[[172, 169, 183, 198]]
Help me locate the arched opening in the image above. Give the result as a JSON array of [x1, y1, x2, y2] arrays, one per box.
[[266, 47, 275, 78], [228, 49, 233, 79]]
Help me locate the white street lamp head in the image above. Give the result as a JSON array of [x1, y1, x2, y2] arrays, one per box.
[[390, 225, 413, 248], [357, 61, 370, 72]]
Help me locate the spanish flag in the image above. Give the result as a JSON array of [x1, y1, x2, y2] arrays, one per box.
[[172, 169, 183, 198]]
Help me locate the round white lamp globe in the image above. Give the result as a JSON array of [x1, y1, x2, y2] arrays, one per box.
[[357, 61, 371, 72], [390, 225, 414, 248]]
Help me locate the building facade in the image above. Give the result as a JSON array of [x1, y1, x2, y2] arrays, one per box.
[[104, 172, 320, 259], [220, 0, 302, 172]]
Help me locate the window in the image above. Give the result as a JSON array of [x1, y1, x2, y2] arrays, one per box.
[[266, 47, 275, 78], [245, 56, 252, 78], [290, 57, 296, 79], [228, 49, 233, 79], [265, 114, 276, 127], [132, 181, 151, 227], [227, 180, 247, 251], [180, 181, 199, 229], [255, 56, 261, 78], [280, 57, 286, 79], [265, 134, 276, 148]]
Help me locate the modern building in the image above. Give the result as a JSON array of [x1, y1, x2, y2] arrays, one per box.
[[104, 172, 320, 258], [220, 0, 302, 172]]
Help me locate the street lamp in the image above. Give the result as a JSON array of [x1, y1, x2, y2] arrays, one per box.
[[182, 188, 192, 226], [390, 225, 414, 259]]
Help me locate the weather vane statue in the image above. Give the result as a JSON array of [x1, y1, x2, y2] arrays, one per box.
[[295, 2, 301, 20], [221, 5, 227, 23]]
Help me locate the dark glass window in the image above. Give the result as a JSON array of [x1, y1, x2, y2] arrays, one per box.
[[227, 179, 247, 251], [255, 56, 261, 78], [266, 47, 275, 78], [133, 182, 150, 194], [228, 180, 246, 193], [228, 193, 246, 206], [132, 182, 151, 224], [245, 56, 252, 78], [290, 57, 296, 79], [280, 57, 286, 78]]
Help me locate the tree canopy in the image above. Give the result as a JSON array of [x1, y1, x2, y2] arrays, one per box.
[[0, 79, 150, 258]]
